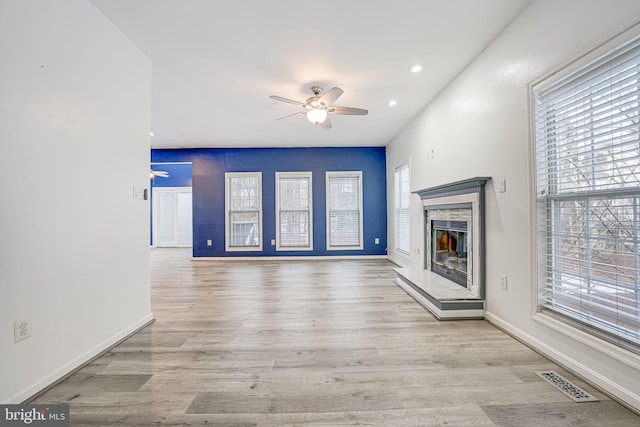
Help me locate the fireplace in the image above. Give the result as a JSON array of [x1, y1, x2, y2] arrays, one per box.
[[431, 219, 468, 287], [418, 177, 490, 299], [394, 177, 489, 319]]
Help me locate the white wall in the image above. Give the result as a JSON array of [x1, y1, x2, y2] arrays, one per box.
[[0, 0, 152, 403], [387, 0, 640, 411]]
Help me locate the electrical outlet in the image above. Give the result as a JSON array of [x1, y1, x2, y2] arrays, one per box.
[[14, 318, 32, 343], [500, 274, 508, 290], [271, 239, 276, 246], [206, 239, 212, 246], [374, 237, 380, 244]]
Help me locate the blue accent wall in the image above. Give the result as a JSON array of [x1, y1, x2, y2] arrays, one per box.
[[151, 163, 192, 187], [151, 147, 387, 257]]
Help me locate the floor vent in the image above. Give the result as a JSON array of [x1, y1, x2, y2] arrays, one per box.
[[536, 370, 599, 402]]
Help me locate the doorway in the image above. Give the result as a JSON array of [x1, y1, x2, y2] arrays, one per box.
[[152, 187, 193, 247]]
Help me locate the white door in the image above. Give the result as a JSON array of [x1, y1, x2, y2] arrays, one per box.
[[153, 187, 193, 247]]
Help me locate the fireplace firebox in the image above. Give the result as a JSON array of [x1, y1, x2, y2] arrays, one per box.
[[431, 220, 468, 287]]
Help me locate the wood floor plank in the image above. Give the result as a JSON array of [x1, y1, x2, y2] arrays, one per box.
[[28, 248, 639, 425], [481, 400, 640, 427]]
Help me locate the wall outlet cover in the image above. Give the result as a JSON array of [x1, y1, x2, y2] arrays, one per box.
[[14, 318, 32, 343], [500, 274, 508, 290]]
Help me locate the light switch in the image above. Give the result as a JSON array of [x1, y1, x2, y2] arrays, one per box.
[[499, 179, 507, 193], [132, 185, 145, 200], [500, 274, 508, 290]]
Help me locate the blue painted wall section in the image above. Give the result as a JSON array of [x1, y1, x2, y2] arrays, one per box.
[[150, 163, 193, 188], [151, 147, 387, 257]]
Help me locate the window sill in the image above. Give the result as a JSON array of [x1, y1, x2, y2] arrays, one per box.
[[532, 313, 640, 370]]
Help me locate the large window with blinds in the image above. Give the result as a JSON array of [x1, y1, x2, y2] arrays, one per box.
[[276, 172, 312, 250], [533, 34, 640, 350], [225, 172, 262, 251], [326, 171, 363, 250], [394, 162, 410, 255]]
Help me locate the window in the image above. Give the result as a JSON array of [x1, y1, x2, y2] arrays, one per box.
[[225, 172, 262, 251], [326, 171, 363, 250], [276, 172, 312, 250], [534, 34, 640, 350], [395, 162, 410, 255]]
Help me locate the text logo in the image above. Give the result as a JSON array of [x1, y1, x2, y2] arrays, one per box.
[[0, 405, 69, 426]]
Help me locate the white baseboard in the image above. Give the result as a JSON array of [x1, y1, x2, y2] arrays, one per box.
[[485, 311, 640, 413], [387, 254, 410, 268], [4, 313, 154, 404], [192, 255, 389, 261]]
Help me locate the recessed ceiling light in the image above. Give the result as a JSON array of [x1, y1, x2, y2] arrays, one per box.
[[388, 100, 398, 107], [411, 65, 422, 73], [149, 132, 155, 136]]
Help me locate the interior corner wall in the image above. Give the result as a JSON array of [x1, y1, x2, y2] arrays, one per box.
[[0, 0, 152, 403], [151, 147, 387, 257], [385, 0, 640, 411]]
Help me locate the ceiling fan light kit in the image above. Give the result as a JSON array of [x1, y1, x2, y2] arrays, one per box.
[[270, 86, 368, 129], [306, 108, 328, 124]]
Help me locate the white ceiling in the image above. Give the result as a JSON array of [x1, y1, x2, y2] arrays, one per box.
[[90, 0, 531, 149]]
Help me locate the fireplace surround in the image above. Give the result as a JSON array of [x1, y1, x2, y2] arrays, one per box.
[[394, 177, 490, 319]]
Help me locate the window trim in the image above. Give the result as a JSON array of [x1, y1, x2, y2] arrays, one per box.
[[224, 172, 263, 252], [275, 171, 313, 251], [394, 161, 411, 256], [326, 171, 364, 251], [531, 24, 640, 352]]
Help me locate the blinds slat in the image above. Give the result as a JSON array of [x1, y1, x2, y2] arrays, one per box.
[[538, 36, 640, 98]]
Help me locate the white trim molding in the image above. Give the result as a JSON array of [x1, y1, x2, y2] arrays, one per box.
[[485, 311, 640, 413], [4, 314, 154, 404]]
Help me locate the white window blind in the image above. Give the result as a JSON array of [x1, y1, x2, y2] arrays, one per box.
[[225, 172, 262, 251], [395, 163, 410, 255], [534, 34, 640, 350], [276, 172, 312, 250], [326, 172, 363, 249]]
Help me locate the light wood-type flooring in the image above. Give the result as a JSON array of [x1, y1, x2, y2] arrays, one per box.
[[32, 248, 640, 426]]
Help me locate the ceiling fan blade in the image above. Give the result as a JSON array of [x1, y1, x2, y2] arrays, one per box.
[[320, 116, 332, 130], [151, 170, 170, 177], [270, 95, 305, 107], [329, 106, 368, 115], [276, 111, 305, 121], [319, 87, 343, 106]]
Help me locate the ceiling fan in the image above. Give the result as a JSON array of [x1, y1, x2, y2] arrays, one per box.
[[270, 86, 368, 129], [150, 170, 169, 179]]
